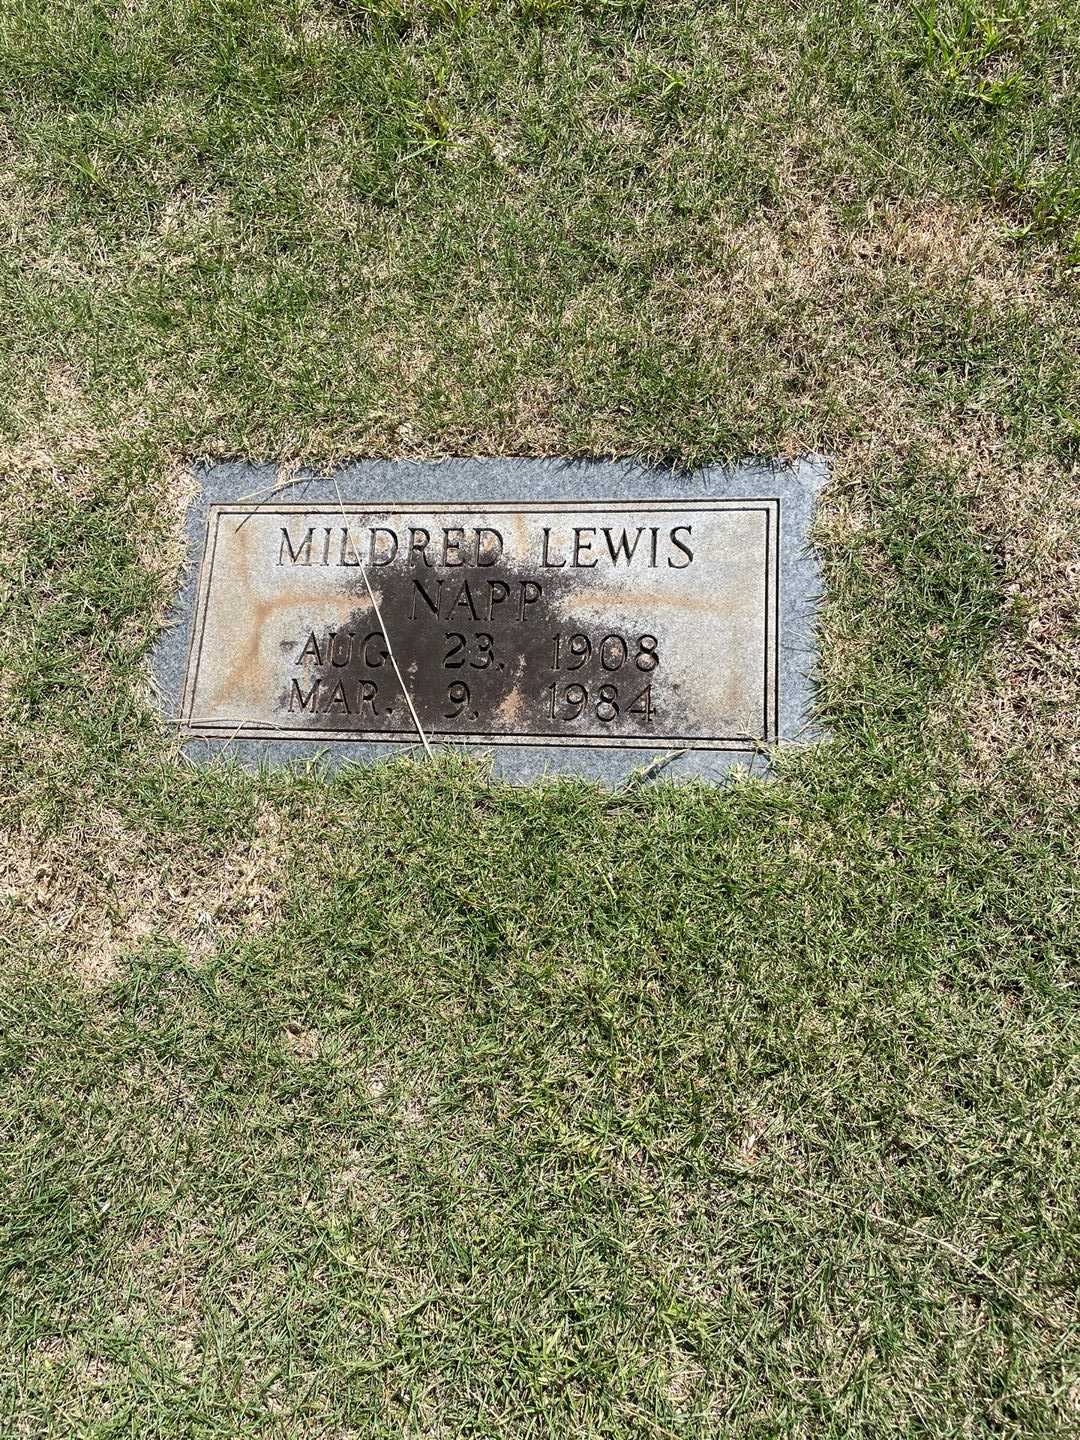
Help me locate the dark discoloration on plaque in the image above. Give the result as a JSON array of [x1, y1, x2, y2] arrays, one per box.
[[178, 500, 779, 752], [272, 563, 684, 742]]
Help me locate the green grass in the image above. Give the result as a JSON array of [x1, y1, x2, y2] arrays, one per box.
[[1, 1, 1079, 1436]]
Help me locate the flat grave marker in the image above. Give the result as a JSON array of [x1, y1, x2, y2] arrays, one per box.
[[155, 459, 824, 780]]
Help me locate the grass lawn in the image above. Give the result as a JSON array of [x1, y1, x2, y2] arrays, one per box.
[[1, 1, 1079, 1435]]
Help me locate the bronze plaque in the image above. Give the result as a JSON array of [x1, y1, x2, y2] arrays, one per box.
[[178, 500, 779, 750]]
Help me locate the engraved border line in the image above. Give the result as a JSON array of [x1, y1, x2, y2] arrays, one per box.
[[180, 498, 780, 751]]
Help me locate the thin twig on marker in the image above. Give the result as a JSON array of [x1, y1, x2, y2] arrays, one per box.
[[332, 479, 433, 758]]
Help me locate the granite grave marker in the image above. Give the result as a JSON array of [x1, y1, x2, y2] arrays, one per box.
[[155, 459, 823, 781]]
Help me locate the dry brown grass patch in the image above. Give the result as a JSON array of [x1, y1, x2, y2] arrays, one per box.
[[0, 800, 289, 986], [952, 451, 1079, 787]]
